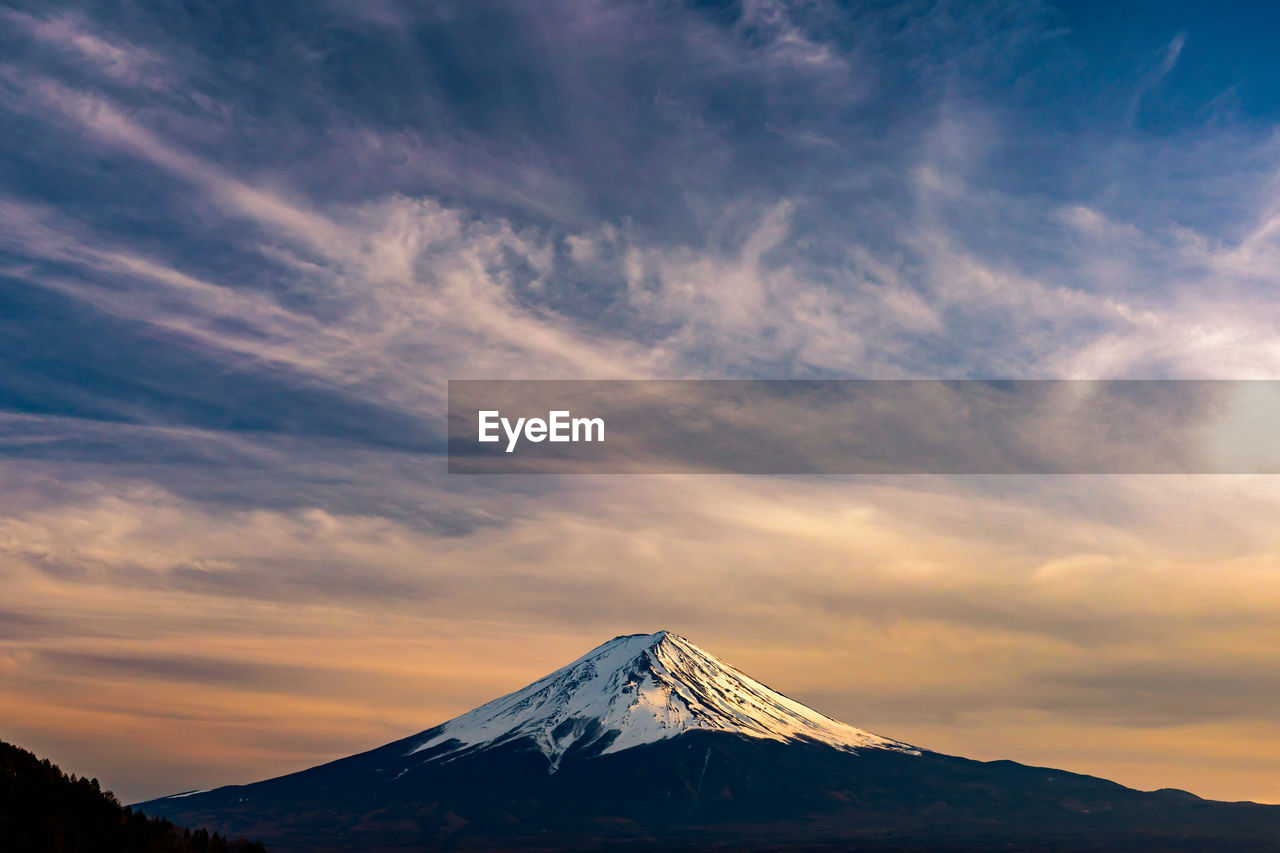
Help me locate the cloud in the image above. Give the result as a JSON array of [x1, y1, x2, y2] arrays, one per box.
[[1127, 33, 1187, 124], [3, 0, 1280, 807], [4, 1, 1278, 390], [7, 469, 1280, 802], [2, 9, 169, 88]]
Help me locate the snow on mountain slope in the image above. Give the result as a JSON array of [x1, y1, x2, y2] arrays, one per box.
[[408, 630, 917, 771]]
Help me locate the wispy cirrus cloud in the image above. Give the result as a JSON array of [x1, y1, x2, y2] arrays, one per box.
[[2, 8, 169, 88]]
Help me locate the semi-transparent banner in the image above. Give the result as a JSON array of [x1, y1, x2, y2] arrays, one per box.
[[447, 380, 1280, 474]]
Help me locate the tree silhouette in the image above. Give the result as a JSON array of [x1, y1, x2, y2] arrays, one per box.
[[0, 740, 267, 853]]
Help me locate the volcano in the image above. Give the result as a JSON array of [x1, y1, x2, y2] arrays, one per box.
[[403, 630, 915, 770], [137, 631, 1280, 851]]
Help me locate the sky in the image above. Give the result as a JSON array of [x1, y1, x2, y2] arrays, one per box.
[[3, 0, 1280, 805]]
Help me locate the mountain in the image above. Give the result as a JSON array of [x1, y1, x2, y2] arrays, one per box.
[[136, 631, 1280, 851], [405, 630, 915, 771], [0, 739, 267, 853]]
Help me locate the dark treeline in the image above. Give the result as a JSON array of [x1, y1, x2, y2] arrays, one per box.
[[0, 740, 266, 853]]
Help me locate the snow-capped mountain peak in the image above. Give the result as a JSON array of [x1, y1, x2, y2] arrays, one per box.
[[408, 630, 916, 771]]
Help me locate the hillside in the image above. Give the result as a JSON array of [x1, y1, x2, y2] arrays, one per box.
[[0, 739, 266, 853]]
